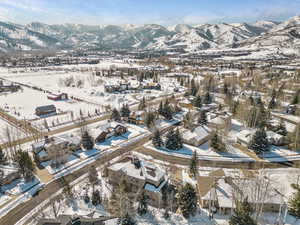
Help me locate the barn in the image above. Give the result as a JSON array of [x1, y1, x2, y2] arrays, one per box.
[[47, 93, 68, 101], [35, 105, 57, 116]]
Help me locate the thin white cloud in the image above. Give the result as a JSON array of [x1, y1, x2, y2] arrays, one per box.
[[0, 0, 43, 12]]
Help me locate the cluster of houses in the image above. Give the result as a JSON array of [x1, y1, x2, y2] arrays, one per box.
[[104, 81, 161, 93], [32, 122, 129, 166], [179, 109, 232, 147]]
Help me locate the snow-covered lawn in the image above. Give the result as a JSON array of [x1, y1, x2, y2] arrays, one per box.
[[28, 168, 112, 225], [144, 142, 253, 161], [41, 154, 81, 175], [73, 148, 101, 159]]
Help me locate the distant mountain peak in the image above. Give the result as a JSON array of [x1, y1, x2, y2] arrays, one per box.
[[0, 15, 298, 53]]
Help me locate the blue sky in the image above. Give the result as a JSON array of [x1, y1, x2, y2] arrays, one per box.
[[0, 0, 300, 25]]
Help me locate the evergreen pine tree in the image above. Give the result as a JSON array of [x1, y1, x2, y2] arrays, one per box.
[[289, 184, 300, 218], [137, 192, 148, 215], [178, 183, 197, 218], [175, 128, 183, 149], [189, 151, 198, 178], [223, 82, 229, 95], [158, 101, 163, 115], [229, 198, 256, 225], [248, 128, 269, 154], [291, 89, 300, 105], [138, 97, 146, 110], [193, 95, 202, 108], [152, 130, 163, 147], [144, 112, 155, 128], [203, 92, 212, 104], [257, 103, 268, 128], [210, 134, 226, 152], [88, 165, 98, 187], [118, 213, 136, 225], [198, 110, 207, 125], [230, 100, 239, 115], [120, 104, 131, 117], [162, 101, 173, 120], [15, 150, 35, 181], [81, 131, 94, 150], [165, 129, 182, 150], [268, 96, 276, 109], [0, 148, 6, 164], [274, 121, 287, 136], [248, 96, 255, 106], [92, 189, 102, 206], [111, 108, 121, 121], [190, 79, 198, 96]]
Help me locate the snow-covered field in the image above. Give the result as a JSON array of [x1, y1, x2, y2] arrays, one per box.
[[0, 66, 182, 125], [0, 87, 101, 121]]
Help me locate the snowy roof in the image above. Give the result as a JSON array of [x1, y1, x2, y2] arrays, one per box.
[[182, 126, 211, 142], [108, 159, 166, 185], [209, 116, 225, 125]]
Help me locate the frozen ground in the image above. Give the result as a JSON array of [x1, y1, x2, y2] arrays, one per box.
[[144, 141, 254, 162], [0, 87, 100, 120], [41, 154, 81, 175]]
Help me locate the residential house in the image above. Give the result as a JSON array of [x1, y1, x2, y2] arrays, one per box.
[[181, 126, 212, 147], [107, 157, 167, 208], [32, 135, 80, 163], [94, 122, 127, 143], [127, 111, 145, 125], [202, 176, 285, 214], [208, 112, 232, 134]]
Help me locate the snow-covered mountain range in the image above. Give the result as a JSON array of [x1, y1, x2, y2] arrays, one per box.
[[0, 16, 299, 53]]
